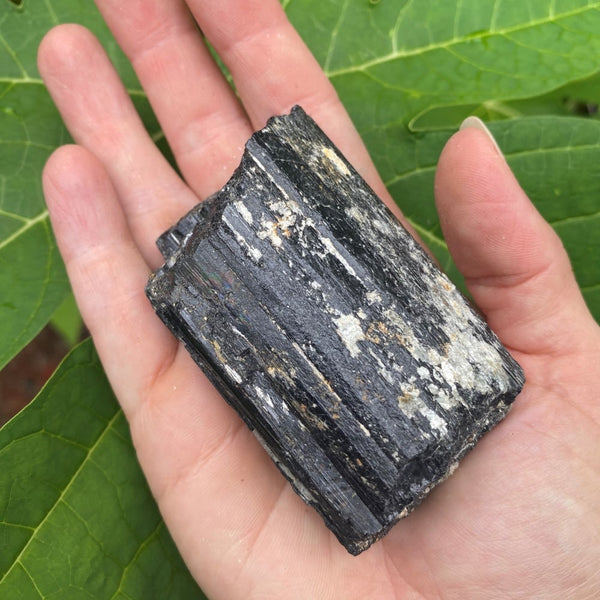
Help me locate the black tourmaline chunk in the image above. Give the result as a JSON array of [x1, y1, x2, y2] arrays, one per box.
[[146, 106, 525, 555]]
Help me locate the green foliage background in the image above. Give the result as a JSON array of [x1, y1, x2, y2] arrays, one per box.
[[1, 0, 599, 597]]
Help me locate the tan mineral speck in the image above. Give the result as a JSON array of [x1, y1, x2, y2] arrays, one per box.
[[321, 146, 351, 177], [333, 313, 366, 358]]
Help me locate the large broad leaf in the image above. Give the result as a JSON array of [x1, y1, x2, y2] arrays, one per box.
[[287, 0, 600, 167], [0, 1, 162, 368], [409, 71, 600, 131], [291, 0, 600, 130], [286, 0, 600, 321], [371, 116, 600, 317], [0, 339, 205, 599], [0, 1, 599, 369], [1, 2, 599, 597], [0, 77, 68, 370]]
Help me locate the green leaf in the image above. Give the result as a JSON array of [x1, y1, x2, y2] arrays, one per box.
[[285, 0, 600, 322], [0, 79, 68, 370], [311, 0, 600, 131], [368, 116, 600, 318], [2, 0, 598, 363], [0, 1, 162, 368], [0, 339, 205, 599], [505, 70, 600, 119], [49, 290, 82, 347], [409, 71, 600, 132], [1, 2, 599, 596]]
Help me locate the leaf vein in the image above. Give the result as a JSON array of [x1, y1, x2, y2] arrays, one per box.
[[0, 140, 57, 151], [326, 3, 600, 78], [500, 29, 593, 59], [323, 0, 349, 73], [0, 78, 144, 101], [110, 521, 166, 599], [0, 427, 90, 456], [0, 31, 27, 79], [0, 79, 14, 101], [384, 142, 600, 188], [0, 210, 49, 252], [0, 208, 28, 222], [62, 498, 122, 566], [391, 0, 415, 54], [0, 409, 123, 586], [19, 562, 44, 598], [452, 0, 463, 40], [442, 43, 531, 81], [582, 283, 600, 293], [549, 210, 600, 228], [42, 0, 59, 26], [489, 0, 500, 32], [0, 521, 35, 532]]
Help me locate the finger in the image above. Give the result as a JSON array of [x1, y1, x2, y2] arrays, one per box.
[[38, 25, 198, 267], [41, 145, 318, 591], [435, 119, 596, 357], [187, 0, 395, 206], [93, 0, 253, 197], [41, 144, 179, 414]]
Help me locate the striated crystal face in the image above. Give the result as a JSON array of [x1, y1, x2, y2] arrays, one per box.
[[146, 106, 524, 555]]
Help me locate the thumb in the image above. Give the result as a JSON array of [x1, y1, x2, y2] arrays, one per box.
[[434, 118, 594, 357]]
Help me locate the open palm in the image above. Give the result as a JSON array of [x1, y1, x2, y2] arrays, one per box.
[[39, 1, 600, 598]]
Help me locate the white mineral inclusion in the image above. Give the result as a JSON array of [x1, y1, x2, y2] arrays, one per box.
[[373, 219, 393, 236], [322, 146, 351, 177], [421, 406, 448, 435], [400, 382, 448, 435], [359, 422, 372, 437], [334, 313, 365, 358], [225, 364, 243, 384], [254, 385, 275, 409], [268, 195, 359, 281], [417, 366, 430, 379], [270, 200, 298, 234], [346, 204, 367, 225], [320, 235, 357, 277], [223, 214, 263, 262], [235, 200, 254, 225], [257, 217, 283, 247], [366, 290, 382, 305]]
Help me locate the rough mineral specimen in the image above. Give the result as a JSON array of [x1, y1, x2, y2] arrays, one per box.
[[146, 106, 525, 555]]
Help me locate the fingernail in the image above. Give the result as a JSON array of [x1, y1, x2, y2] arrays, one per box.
[[460, 116, 503, 157]]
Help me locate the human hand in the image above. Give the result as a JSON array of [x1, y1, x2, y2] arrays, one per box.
[[38, 1, 600, 598]]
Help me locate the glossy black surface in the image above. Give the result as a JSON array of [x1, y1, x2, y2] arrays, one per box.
[[146, 106, 524, 554]]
